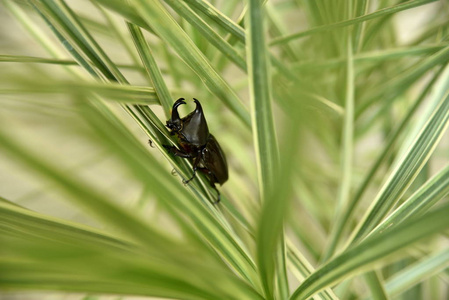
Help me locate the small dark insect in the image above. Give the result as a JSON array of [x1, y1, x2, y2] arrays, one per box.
[[163, 98, 228, 203]]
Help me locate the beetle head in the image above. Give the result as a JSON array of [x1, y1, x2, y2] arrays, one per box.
[[166, 98, 186, 132], [180, 98, 209, 146]]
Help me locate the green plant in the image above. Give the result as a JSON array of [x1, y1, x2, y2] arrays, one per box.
[[1, 0, 449, 299]]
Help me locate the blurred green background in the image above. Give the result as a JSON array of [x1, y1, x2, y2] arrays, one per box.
[[1, 0, 449, 300]]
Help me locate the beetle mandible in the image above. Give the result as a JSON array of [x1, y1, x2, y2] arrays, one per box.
[[164, 98, 228, 203]]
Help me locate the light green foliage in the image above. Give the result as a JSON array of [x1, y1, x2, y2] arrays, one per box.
[[0, 0, 449, 300]]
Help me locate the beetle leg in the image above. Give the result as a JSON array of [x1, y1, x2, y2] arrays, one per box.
[[163, 145, 194, 158], [194, 167, 221, 204], [213, 185, 221, 204], [209, 182, 221, 204], [183, 157, 200, 184]]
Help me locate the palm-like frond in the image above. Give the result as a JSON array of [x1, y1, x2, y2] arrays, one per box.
[[1, 0, 449, 299]]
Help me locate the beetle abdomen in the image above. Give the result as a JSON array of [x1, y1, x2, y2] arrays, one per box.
[[203, 135, 228, 185]]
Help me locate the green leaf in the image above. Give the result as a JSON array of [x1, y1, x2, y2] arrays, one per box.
[[348, 76, 449, 244], [357, 45, 449, 118], [127, 23, 173, 115], [246, 0, 285, 298], [0, 226, 262, 300], [162, 0, 247, 71], [270, 0, 437, 46], [287, 240, 340, 300], [0, 54, 142, 70], [292, 44, 448, 71], [324, 35, 355, 261], [0, 199, 132, 251], [35, 0, 124, 82], [369, 164, 449, 237], [325, 66, 446, 260], [182, 0, 245, 42], [384, 249, 449, 298], [0, 54, 76, 65], [96, 0, 251, 127], [290, 202, 449, 300], [0, 80, 158, 104], [3, 0, 449, 299], [0, 128, 175, 252], [77, 100, 260, 289], [363, 271, 389, 300]]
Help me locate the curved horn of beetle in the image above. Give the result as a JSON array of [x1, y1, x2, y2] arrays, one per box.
[[167, 98, 186, 131]]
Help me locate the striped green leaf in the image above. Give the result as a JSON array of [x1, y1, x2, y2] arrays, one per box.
[[290, 202, 449, 300], [348, 72, 449, 244], [96, 0, 251, 127], [246, 0, 285, 298], [383, 249, 449, 299], [270, 0, 437, 46], [162, 0, 247, 71], [127, 23, 173, 114]]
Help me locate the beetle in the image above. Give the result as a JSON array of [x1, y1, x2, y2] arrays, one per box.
[[164, 98, 228, 203]]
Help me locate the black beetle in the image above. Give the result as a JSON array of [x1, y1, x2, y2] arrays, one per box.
[[164, 98, 228, 203]]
